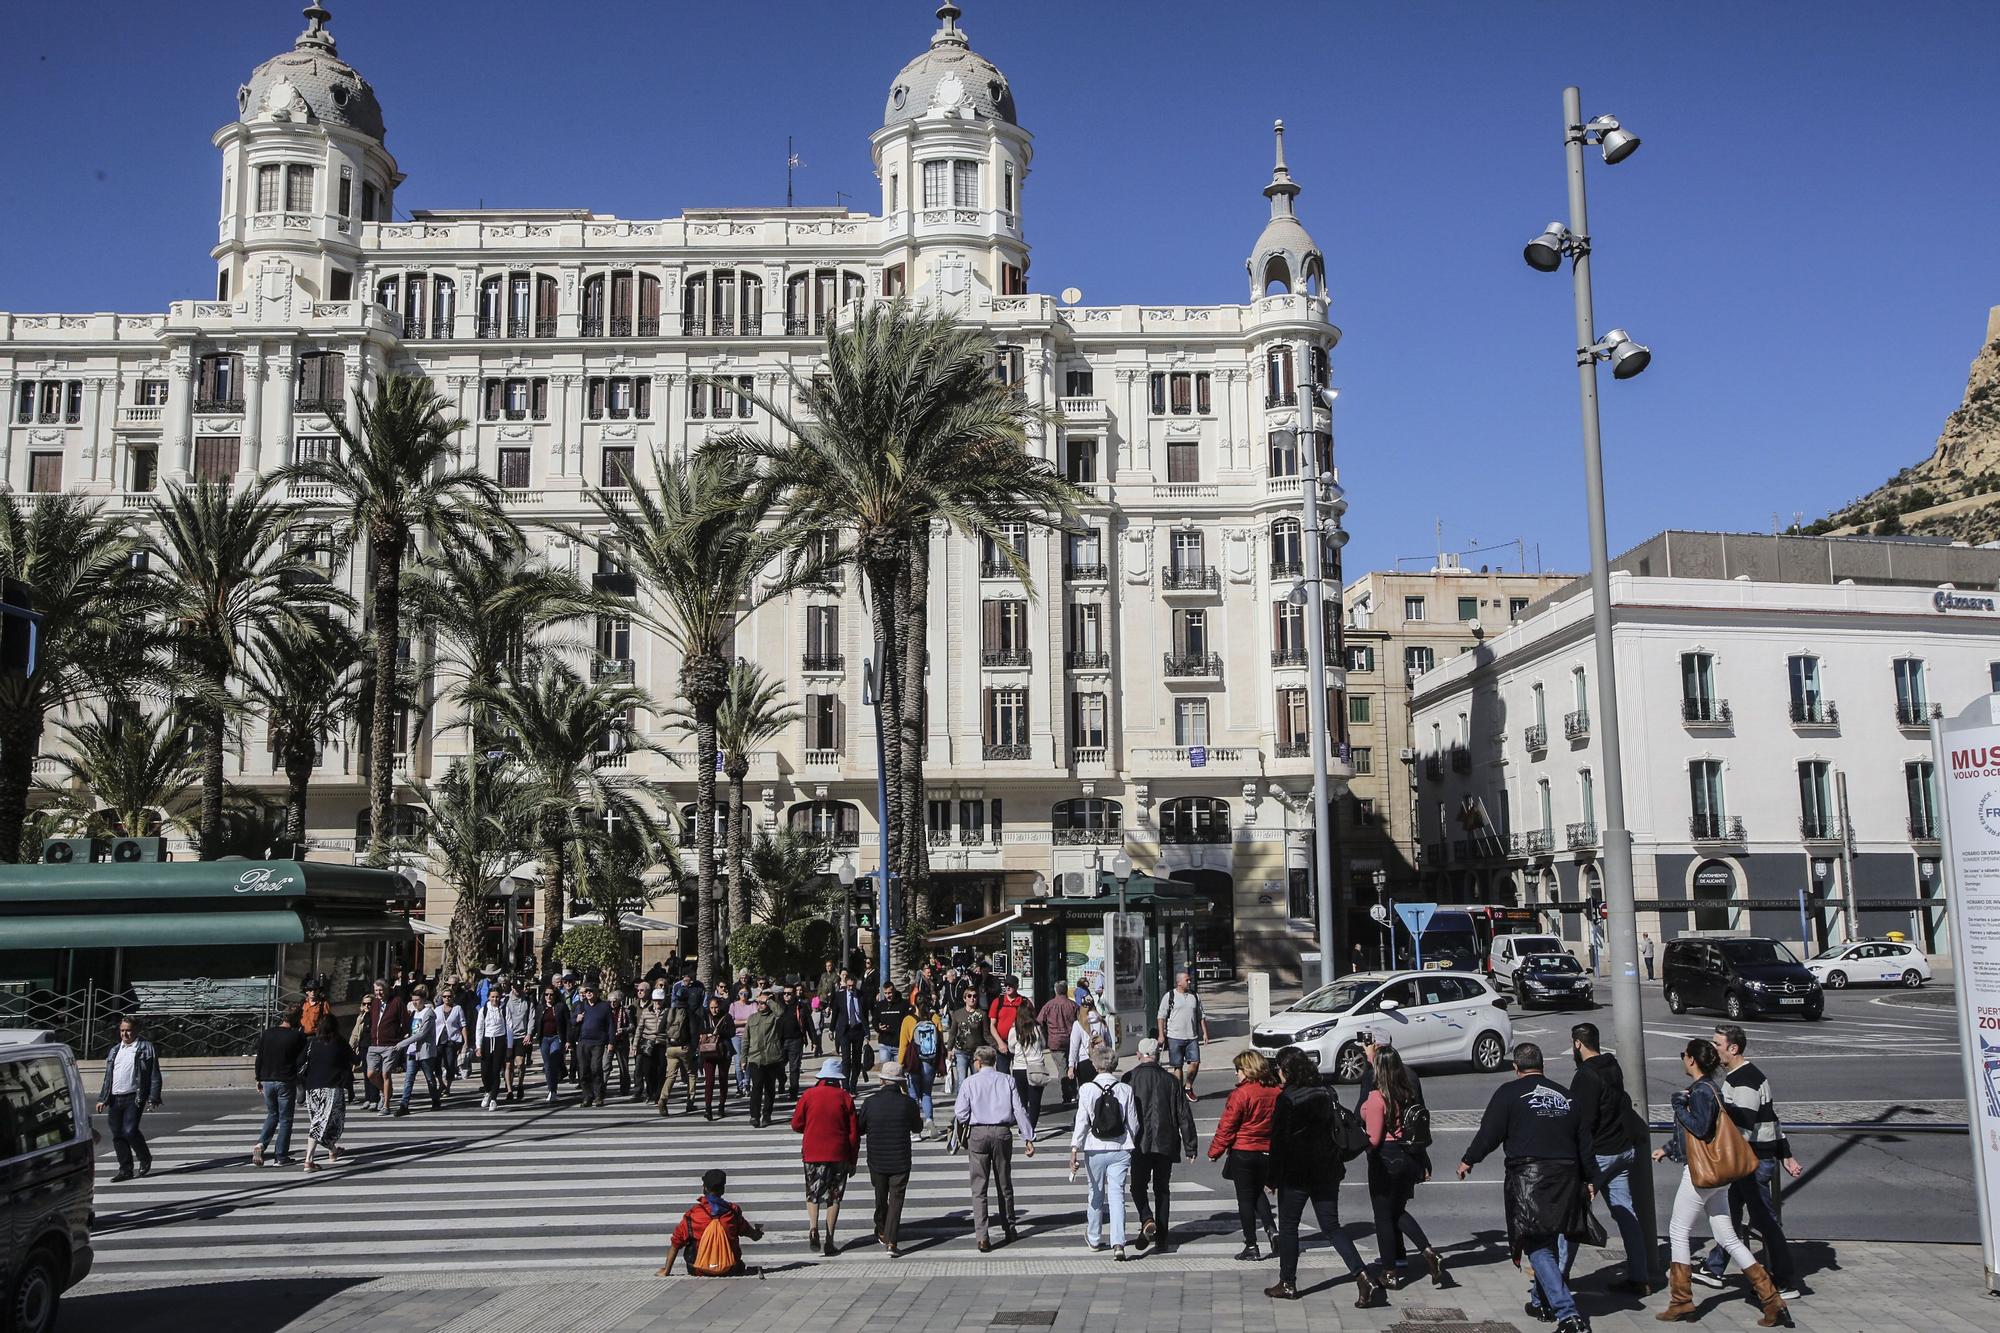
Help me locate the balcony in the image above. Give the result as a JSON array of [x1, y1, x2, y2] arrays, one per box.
[[802, 748, 840, 767], [1162, 652, 1222, 679], [1059, 396, 1109, 421], [1265, 389, 1298, 408], [1063, 563, 1108, 582], [1909, 814, 1940, 842], [581, 318, 603, 338], [1450, 746, 1472, 774], [1564, 709, 1591, 742], [477, 321, 502, 339], [1681, 697, 1733, 726], [1162, 824, 1231, 846], [979, 559, 1022, 580], [1799, 815, 1842, 843], [982, 743, 1031, 761], [116, 405, 164, 429], [637, 316, 660, 337], [958, 829, 988, 846], [1053, 825, 1122, 845], [594, 656, 634, 683], [507, 319, 531, 339], [1789, 699, 1839, 727], [1160, 565, 1220, 593], [287, 481, 336, 503], [1424, 755, 1444, 781], [1566, 821, 1599, 851], [1425, 841, 1448, 865], [802, 653, 844, 673], [928, 828, 952, 847], [981, 649, 1031, 668], [1270, 559, 1304, 579], [1274, 740, 1310, 759], [1525, 829, 1555, 855], [1070, 746, 1108, 766], [1896, 701, 1941, 728], [536, 317, 559, 338], [1690, 814, 1746, 843], [1523, 722, 1547, 752], [1065, 650, 1110, 671], [1137, 745, 1249, 769], [194, 397, 245, 414], [1271, 648, 1309, 668]]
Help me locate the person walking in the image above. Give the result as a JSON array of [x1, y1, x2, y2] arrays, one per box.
[[297, 979, 331, 1045], [831, 974, 870, 1091], [392, 986, 442, 1115], [606, 988, 634, 1100], [1641, 933, 1657, 981], [1208, 1049, 1281, 1260], [251, 1006, 306, 1167], [745, 991, 786, 1127], [954, 1045, 1037, 1251], [474, 986, 512, 1110], [433, 983, 467, 1094], [1156, 971, 1212, 1103], [572, 982, 615, 1106], [778, 983, 808, 1099], [537, 983, 571, 1103], [298, 1011, 353, 1171], [697, 994, 736, 1120], [636, 988, 669, 1104], [813, 960, 838, 1054], [871, 982, 908, 1074], [1036, 981, 1080, 1105], [504, 979, 537, 1104], [946, 989, 991, 1094], [857, 1060, 923, 1257], [1069, 1042, 1137, 1260], [658, 991, 698, 1115], [1263, 1046, 1376, 1304], [1570, 1022, 1650, 1294], [987, 975, 1029, 1073], [1694, 1024, 1803, 1302], [900, 1000, 944, 1135], [1362, 1043, 1444, 1290], [1653, 1038, 1791, 1327], [729, 987, 757, 1094], [791, 1057, 860, 1255], [1123, 1037, 1196, 1254], [1008, 1015, 1055, 1135], [94, 1018, 162, 1181], [1456, 1043, 1596, 1333], [356, 978, 405, 1113], [1068, 997, 1114, 1086]]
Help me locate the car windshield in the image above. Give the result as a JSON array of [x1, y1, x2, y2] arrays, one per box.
[[1811, 944, 1850, 960], [1719, 939, 1800, 967], [1526, 954, 1581, 973], [1510, 936, 1562, 956], [1288, 979, 1377, 1015]]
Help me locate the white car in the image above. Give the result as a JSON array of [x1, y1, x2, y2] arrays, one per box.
[[1805, 940, 1932, 989], [1252, 970, 1513, 1083], [1488, 933, 1567, 990]]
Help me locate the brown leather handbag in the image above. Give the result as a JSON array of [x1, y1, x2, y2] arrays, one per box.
[[1685, 1086, 1758, 1188]]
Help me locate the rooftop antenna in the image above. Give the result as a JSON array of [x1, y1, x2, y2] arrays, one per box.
[[834, 190, 852, 211]]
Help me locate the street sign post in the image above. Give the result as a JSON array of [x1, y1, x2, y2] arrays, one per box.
[[1392, 901, 1437, 972], [1932, 694, 2000, 1294]]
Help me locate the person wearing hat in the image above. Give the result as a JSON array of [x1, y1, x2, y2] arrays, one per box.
[[790, 1057, 859, 1255], [856, 1060, 923, 1257], [744, 991, 786, 1127], [297, 979, 331, 1044], [636, 986, 670, 1104], [660, 1168, 764, 1277]]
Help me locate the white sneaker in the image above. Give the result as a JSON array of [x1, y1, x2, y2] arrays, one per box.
[[1688, 1268, 1725, 1290]]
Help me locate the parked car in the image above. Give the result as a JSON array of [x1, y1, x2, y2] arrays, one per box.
[[1250, 970, 1513, 1083], [1806, 939, 1932, 989], [1662, 936, 1824, 1021], [1513, 952, 1595, 1009], [1, 1030, 94, 1333], [1488, 933, 1566, 988]]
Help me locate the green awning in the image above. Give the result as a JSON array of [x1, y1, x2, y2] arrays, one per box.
[[2, 910, 307, 950], [0, 859, 414, 907]]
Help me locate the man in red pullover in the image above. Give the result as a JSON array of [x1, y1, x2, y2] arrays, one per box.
[[988, 975, 1030, 1074]]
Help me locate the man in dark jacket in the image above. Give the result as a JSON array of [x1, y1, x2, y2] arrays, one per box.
[[856, 1060, 923, 1256], [95, 1019, 162, 1180], [1571, 1022, 1649, 1293], [1457, 1043, 1595, 1333], [358, 979, 407, 1110], [251, 1007, 307, 1166], [777, 984, 809, 1097], [573, 983, 615, 1106], [831, 974, 871, 1091], [1122, 1037, 1198, 1253]]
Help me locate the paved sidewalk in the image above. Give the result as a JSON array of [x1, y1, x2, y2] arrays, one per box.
[[68, 1239, 1996, 1332]]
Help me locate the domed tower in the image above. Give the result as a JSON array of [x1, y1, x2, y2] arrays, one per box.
[[871, 4, 1032, 307], [212, 3, 401, 305], [1246, 120, 1324, 299]]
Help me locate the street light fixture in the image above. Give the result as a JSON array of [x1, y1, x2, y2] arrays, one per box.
[[1523, 85, 1650, 1118], [837, 861, 856, 971]]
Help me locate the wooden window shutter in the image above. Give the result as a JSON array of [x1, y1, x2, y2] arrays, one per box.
[[640, 275, 660, 320], [536, 275, 558, 321], [483, 380, 503, 418], [832, 697, 845, 750], [635, 378, 651, 418], [199, 356, 218, 401], [531, 379, 548, 418], [982, 687, 995, 743], [588, 378, 607, 418], [324, 355, 344, 402], [982, 601, 1001, 651], [1196, 373, 1212, 413]]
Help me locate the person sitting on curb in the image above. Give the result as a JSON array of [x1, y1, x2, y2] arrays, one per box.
[[659, 1168, 765, 1276]]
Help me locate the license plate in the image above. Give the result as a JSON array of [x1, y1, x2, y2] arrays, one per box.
[[1777, 997, 1804, 1006]]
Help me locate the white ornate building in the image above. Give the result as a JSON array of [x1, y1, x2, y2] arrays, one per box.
[[0, 4, 1353, 977]]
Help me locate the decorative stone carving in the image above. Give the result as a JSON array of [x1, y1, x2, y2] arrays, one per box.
[[1121, 525, 1152, 585], [1224, 527, 1256, 583]]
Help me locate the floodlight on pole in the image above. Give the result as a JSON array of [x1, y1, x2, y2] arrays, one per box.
[[1523, 222, 1571, 273], [1586, 114, 1642, 164]]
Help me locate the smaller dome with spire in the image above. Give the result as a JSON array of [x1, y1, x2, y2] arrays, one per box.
[[884, 4, 1017, 129], [1247, 121, 1324, 299], [237, 4, 385, 141]]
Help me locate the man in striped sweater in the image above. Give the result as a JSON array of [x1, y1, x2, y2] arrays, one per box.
[[1695, 1024, 1804, 1300]]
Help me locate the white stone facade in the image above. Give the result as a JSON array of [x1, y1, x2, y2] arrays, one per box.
[[0, 5, 1352, 976]]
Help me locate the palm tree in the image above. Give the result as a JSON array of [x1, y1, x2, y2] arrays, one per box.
[[569, 812, 682, 996], [471, 659, 660, 974], [243, 610, 365, 848], [737, 301, 1081, 969], [671, 662, 799, 934], [0, 494, 151, 861], [407, 758, 536, 979], [584, 446, 806, 985], [148, 478, 328, 859], [40, 706, 199, 840], [281, 372, 510, 863], [747, 825, 835, 927]]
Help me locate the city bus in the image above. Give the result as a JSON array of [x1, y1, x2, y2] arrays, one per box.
[[1391, 908, 1482, 971]]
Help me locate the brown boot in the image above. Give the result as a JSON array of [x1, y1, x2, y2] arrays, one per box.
[[1655, 1262, 1697, 1322], [1745, 1263, 1792, 1328]]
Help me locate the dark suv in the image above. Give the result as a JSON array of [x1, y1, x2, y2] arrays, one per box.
[[1, 1032, 94, 1333], [1662, 936, 1823, 1021]]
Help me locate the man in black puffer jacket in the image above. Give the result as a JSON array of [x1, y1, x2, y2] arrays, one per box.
[[1122, 1038, 1197, 1253], [1570, 1022, 1649, 1293]]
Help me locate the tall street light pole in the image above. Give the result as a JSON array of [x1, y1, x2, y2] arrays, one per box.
[[1294, 357, 1347, 989], [1524, 86, 1651, 1110]]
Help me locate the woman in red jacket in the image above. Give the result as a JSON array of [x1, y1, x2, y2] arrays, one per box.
[[790, 1056, 860, 1255], [1207, 1049, 1281, 1260]]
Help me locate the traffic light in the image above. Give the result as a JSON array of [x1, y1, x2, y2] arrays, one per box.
[[855, 887, 875, 931]]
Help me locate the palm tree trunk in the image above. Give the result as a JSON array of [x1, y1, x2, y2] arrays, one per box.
[[282, 747, 314, 848], [197, 662, 227, 859], [367, 529, 404, 864], [893, 542, 933, 976], [445, 873, 483, 979], [0, 702, 46, 862], [726, 772, 749, 932], [536, 819, 565, 976], [694, 709, 721, 985], [863, 556, 905, 977]]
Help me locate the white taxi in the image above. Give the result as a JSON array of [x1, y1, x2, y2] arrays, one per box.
[[1804, 939, 1931, 989], [1250, 970, 1513, 1083]]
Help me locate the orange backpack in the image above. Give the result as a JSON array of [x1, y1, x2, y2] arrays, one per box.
[[691, 1209, 738, 1276]]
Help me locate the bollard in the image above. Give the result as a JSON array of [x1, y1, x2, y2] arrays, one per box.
[[1248, 971, 1271, 1027]]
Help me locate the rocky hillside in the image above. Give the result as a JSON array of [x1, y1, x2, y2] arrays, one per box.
[[1808, 306, 2000, 541]]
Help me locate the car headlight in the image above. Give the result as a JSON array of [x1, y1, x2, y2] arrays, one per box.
[[1746, 980, 1768, 991], [1293, 1021, 1337, 1042]]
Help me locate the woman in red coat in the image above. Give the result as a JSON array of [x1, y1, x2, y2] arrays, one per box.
[[790, 1056, 860, 1254], [1207, 1049, 1281, 1260]]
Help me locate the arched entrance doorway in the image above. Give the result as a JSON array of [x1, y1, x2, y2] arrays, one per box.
[[1168, 867, 1237, 984], [1691, 859, 1737, 932]]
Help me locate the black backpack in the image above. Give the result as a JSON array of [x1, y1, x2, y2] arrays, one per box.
[[1088, 1078, 1127, 1139], [1329, 1097, 1369, 1161], [1401, 1099, 1434, 1149]]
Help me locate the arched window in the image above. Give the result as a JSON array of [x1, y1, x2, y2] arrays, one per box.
[[1159, 796, 1230, 845], [377, 272, 455, 340], [1264, 345, 1296, 407], [475, 272, 556, 338], [787, 800, 860, 846], [1270, 518, 1302, 576], [676, 803, 742, 848], [683, 270, 764, 337], [1052, 798, 1122, 843], [1262, 254, 1292, 296], [785, 268, 868, 336]]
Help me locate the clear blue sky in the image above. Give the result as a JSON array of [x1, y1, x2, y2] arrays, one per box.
[[6, 1, 1998, 575]]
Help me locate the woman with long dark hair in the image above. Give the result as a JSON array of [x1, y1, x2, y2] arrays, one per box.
[[698, 994, 737, 1120], [1207, 1050, 1280, 1260], [1362, 1045, 1445, 1288], [298, 1012, 353, 1172], [1263, 1047, 1377, 1305]]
